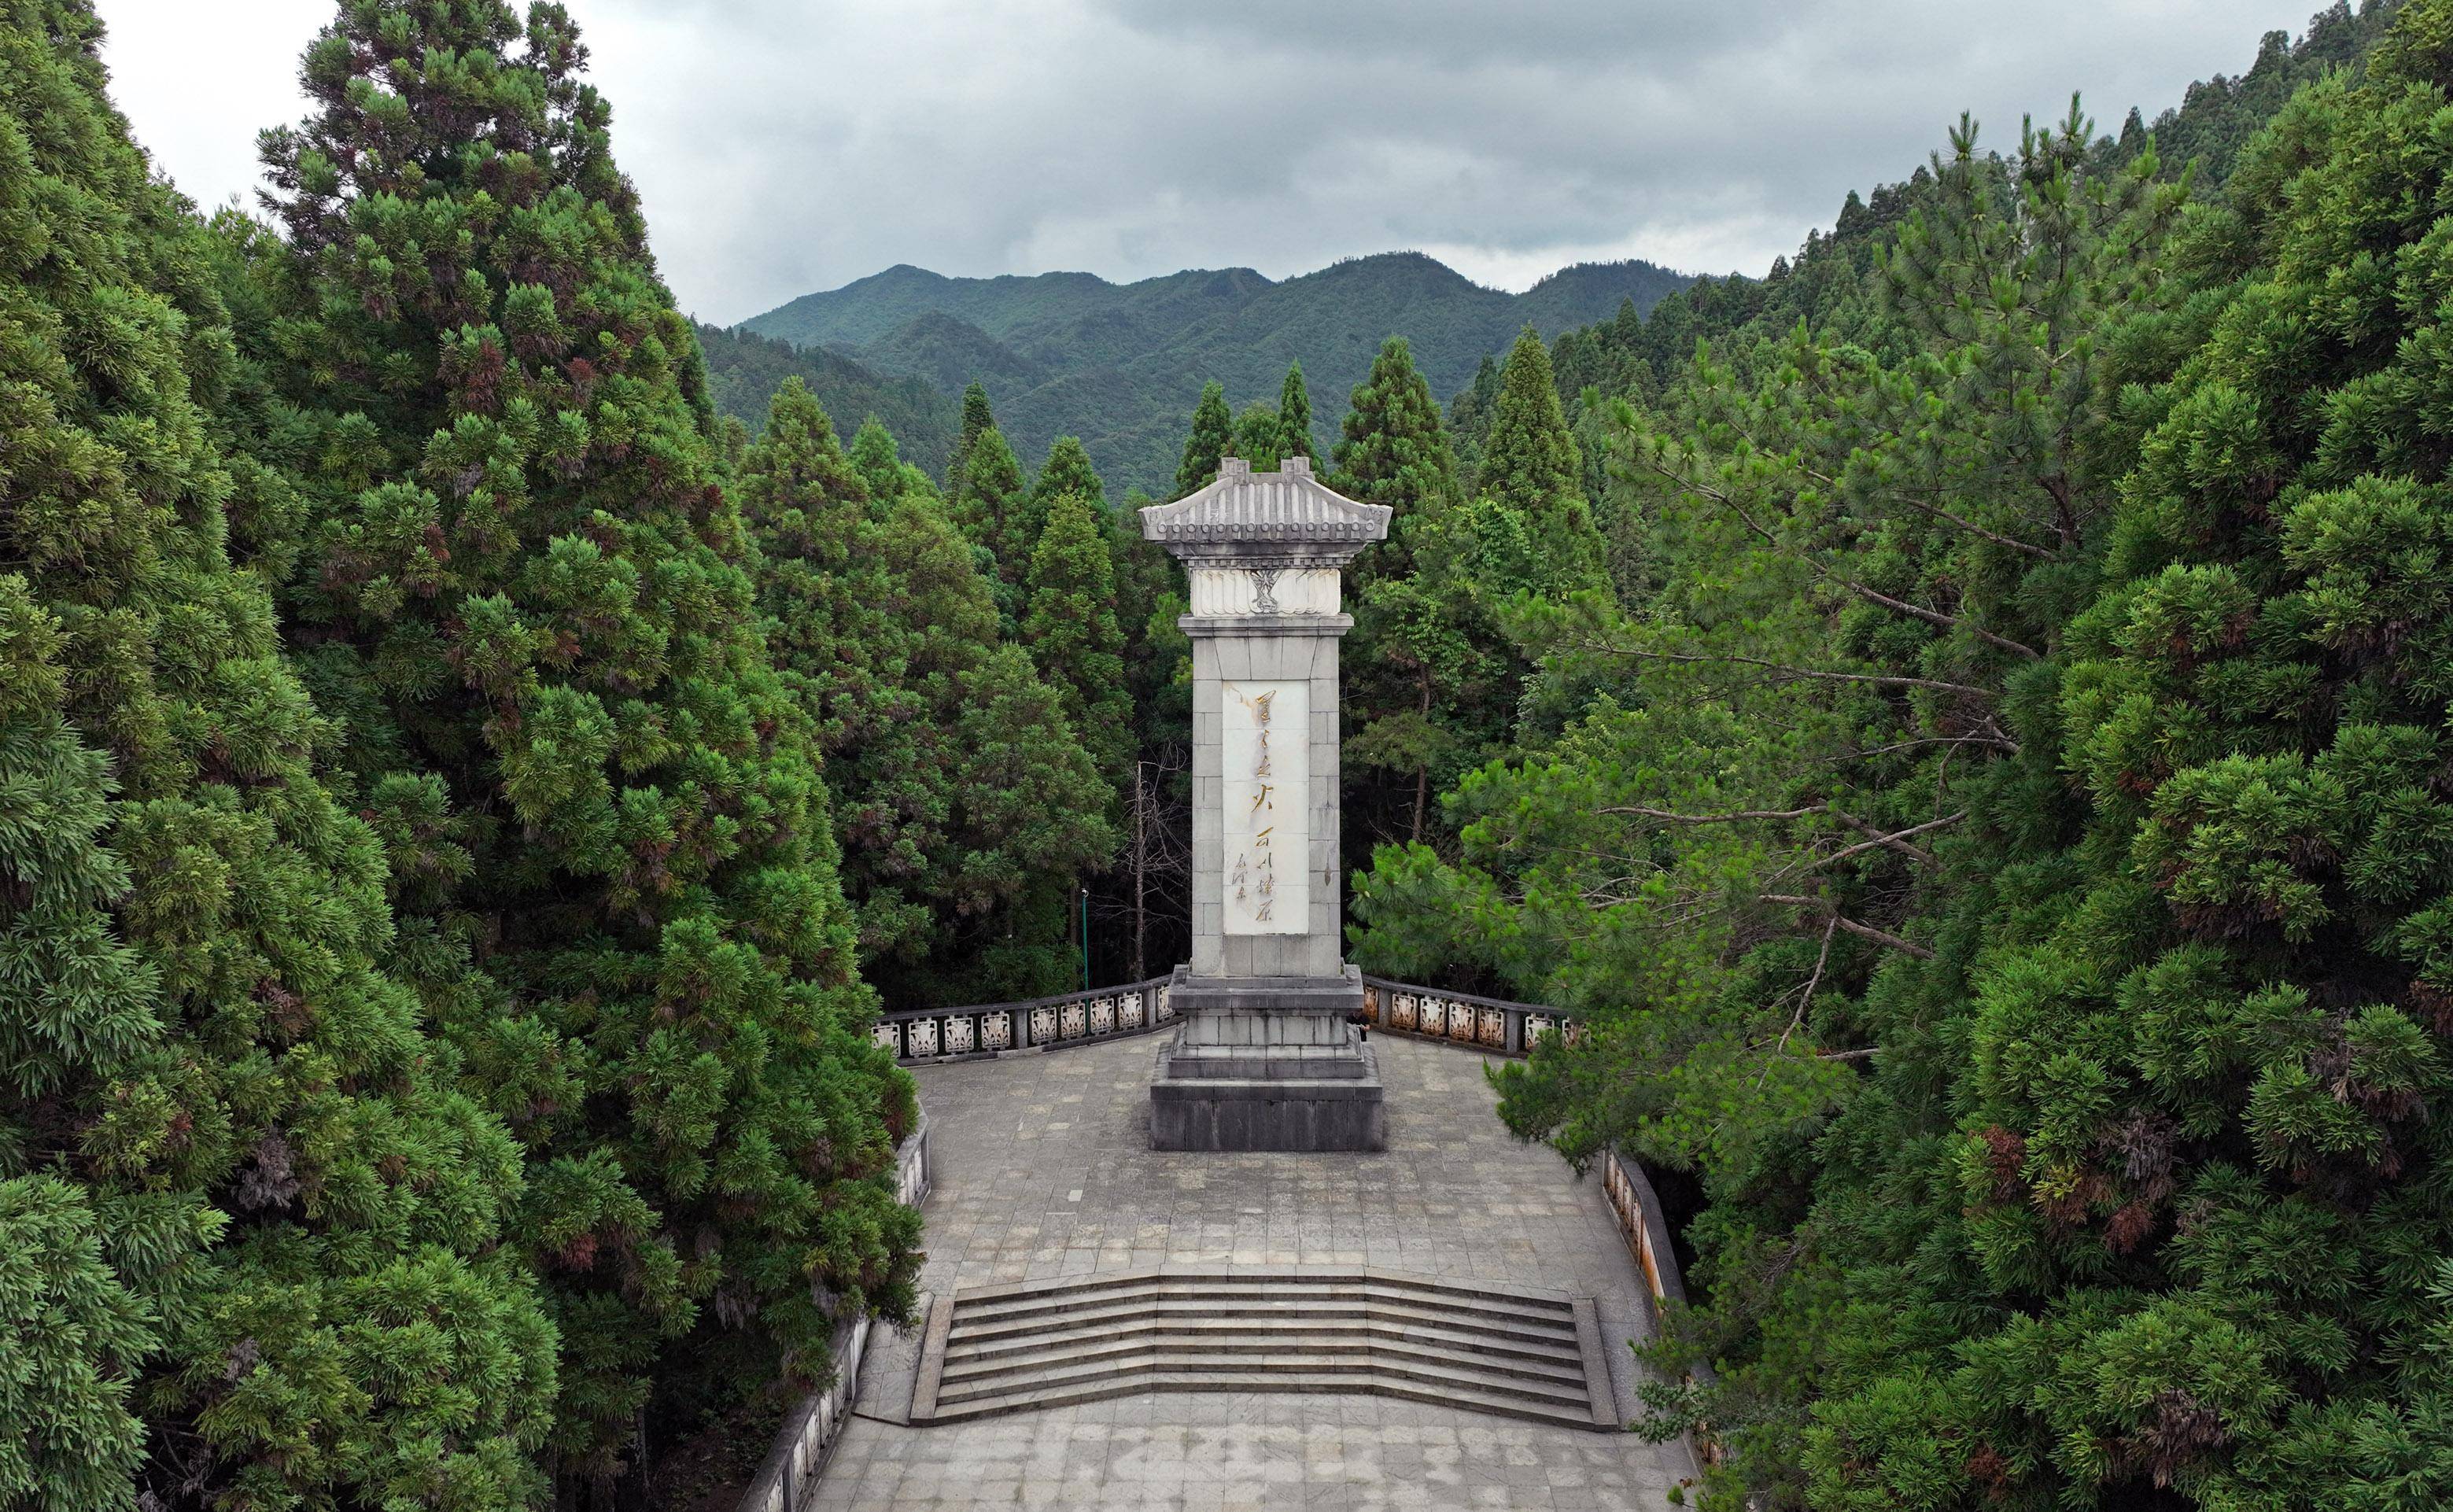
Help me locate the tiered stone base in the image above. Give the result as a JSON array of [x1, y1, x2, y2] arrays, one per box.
[[1147, 968, 1389, 1151]]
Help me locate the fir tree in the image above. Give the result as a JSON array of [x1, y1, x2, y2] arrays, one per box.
[[1278, 359, 1315, 459], [1174, 380, 1234, 498], [248, 2, 917, 1481], [1023, 492, 1136, 789]]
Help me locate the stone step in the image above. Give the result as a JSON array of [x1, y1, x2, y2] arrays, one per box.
[[951, 1267, 1577, 1318], [922, 1367, 1610, 1431], [937, 1348, 1599, 1411], [951, 1278, 1576, 1341], [946, 1313, 1585, 1372], [948, 1296, 1579, 1361], [938, 1326, 1592, 1390], [908, 1266, 1619, 1432]]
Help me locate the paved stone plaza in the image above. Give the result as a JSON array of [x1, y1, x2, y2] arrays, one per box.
[[821, 1032, 1695, 1509]]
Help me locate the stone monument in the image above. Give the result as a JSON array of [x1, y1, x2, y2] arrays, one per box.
[[1140, 455, 1392, 1151]]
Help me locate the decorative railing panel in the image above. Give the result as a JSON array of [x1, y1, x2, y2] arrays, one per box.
[[1356, 975, 1580, 1058], [874, 976, 1174, 1066]]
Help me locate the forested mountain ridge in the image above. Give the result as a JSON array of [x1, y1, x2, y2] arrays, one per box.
[[695, 321, 961, 473], [732, 251, 1694, 494]]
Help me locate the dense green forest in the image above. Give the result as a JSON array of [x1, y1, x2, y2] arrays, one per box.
[[693, 323, 959, 477], [1347, 0, 2453, 1507], [730, 253, 1695, 496], [6, 0, 2448, 1510]]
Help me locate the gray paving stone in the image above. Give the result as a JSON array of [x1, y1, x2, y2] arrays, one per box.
[[820, 1033, 1692, 1509]]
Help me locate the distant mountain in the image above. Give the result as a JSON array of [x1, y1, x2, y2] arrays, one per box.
[[694, 322, 961, 476], [735, 251, 1693, 496]]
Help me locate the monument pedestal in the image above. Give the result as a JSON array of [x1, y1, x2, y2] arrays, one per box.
[[1148, 967, 1387, 1151]]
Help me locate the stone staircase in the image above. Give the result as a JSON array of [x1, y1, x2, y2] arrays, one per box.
[[908, 1266, 1619, 1430]]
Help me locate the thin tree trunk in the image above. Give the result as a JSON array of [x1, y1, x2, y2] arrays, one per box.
[[1131, 762, 1147, 981], [1411, 666, 1432, 845]]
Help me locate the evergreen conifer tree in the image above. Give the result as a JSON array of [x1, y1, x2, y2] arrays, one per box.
[[1, 6, 558, 1508], [1174, 380, 1234, 498], [1031, 434, 1106, 522], [1023, 492, 1136, 788], [1330, 336, 1457, 568], [1231, 400, 1284, 471], [247, 2, 917, 1479], [848, 416, 906, 508], [1278, 360, 1315, 459], [951, 425, 1032, 625], [1459, 327, 1606, 599], [944, 380, 994, 496], [744, 384, 1115, 1002]]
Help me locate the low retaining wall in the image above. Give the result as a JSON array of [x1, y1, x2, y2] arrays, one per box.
[[1602, 1148, 1718, 1470], [736, 1118, 933, 1512]]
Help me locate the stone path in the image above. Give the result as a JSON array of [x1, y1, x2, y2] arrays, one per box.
[[820, 1032, 1694, 1510]]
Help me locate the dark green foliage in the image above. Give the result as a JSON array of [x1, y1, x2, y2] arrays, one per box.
[[951, 425, 1033, 625], [1023, 492, 1135, 791], [1175, 381, 1234, 498], [1277, 360, 1315, 458], [1230, 400, 1284, 471], [1353, 3, 2453, 1503], [0, 1178, 157, 1512], [244, 0, 917, 1481], [945, 380, 996, 496], [740, 382, 1114, 1004], [742, 253, 1694, 496], [1029, 434, 1105, 540], [0, 6, 558, 1509], [692, 322, 957, 478]]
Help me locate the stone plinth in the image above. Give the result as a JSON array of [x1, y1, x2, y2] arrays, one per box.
[[1141, 459, 1390, 1152]]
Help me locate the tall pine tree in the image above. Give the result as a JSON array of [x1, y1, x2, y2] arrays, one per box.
[[942, 379, 994, 496], [951, 424, 1031, 626], [246, 1, 917, 1482]]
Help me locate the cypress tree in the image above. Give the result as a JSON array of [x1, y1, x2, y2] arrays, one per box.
[[1023, 492, 1136, 788], [249, 2, 917, 1479], [943, 380, 994, 496], [1277, 359, 1315, 459], [1, 6, 556, 1508], [1173, 380, 1234, 498], [744, 384, 1115, 1003]]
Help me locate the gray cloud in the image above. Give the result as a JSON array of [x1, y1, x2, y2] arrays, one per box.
[[98, 0, 2321, 325]]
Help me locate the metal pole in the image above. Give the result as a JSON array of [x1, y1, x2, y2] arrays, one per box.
[[1079, 887, 1090, 992]]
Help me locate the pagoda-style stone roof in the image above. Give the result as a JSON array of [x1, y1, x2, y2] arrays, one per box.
[[1140, 456, 1391, 555]]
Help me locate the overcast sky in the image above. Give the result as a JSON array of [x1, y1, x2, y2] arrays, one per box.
[[96, 0, 2321, 326]]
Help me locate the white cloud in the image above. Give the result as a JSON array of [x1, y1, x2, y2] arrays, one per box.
[[94, 0, 2327, 325]]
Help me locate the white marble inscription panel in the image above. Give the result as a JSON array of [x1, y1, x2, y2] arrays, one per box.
[[1221, 679, 1309, 935]]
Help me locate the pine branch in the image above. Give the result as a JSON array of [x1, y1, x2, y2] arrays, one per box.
[[1758, 894, 1937, 959]]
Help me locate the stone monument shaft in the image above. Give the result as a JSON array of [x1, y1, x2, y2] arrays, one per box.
[[1141, 455, 1390, 1151]]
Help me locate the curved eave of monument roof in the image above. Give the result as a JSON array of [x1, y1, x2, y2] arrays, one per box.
[[1139, 460, 1392, 546]]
